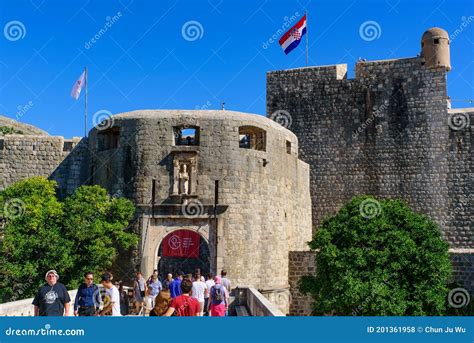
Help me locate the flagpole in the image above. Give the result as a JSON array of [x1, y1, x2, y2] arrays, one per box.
[[84, 66, 88, 137], [305, 10, 308, 67]]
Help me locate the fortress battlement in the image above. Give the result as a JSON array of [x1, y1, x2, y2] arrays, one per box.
[[267, 64, 348, 80], [267, 57, 443, 88], [266, 27, 472, 298]]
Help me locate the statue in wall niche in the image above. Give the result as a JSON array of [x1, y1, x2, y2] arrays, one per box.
[[179, 164, 190, 195]]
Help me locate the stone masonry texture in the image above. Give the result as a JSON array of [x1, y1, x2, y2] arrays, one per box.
[[267, 58, 473, 314], [1, 110, 313, 314], [0, 52, 472, 315]]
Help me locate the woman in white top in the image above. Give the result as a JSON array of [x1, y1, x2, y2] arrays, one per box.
[[204, 273, 215, 316], [191, 273, 208, 316]]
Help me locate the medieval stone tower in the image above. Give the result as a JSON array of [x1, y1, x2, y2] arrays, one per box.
[[0, 110, 312, 314], [86, 110, 312, 314], [267, 27, 473, 296], [0, 26, 471, 316]]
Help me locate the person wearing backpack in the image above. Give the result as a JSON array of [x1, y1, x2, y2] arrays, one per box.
[[208, 276, 228, 317]]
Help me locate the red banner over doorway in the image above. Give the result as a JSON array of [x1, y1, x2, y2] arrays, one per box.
[[162, 230, 200, 258]]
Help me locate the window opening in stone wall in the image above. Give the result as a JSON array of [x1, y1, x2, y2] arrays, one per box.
[[239, 126, 266, 151], [63, 141, 74, 152], [174, 126, 199, 146], [0, 139, 4, 150], [98, 127, 120, 151], [434, 38, 440, 44], [286, 140, 291, 154]]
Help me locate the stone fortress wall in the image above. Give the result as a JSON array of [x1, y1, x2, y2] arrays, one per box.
[[0, 27, 471, 316], [0, 134, 88, 196], [267, 28, 473, 305], [86, 110, 312, 314], [1, 110, 313, 314]]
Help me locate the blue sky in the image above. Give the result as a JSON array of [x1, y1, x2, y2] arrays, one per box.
[[0, 0, 473, 138]]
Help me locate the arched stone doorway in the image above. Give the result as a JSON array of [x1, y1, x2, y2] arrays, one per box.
[[157, 229, 210, 277], [140, 216, 220, 280]]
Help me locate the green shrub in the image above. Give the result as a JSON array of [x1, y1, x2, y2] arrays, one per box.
[[300, 195, 452, 315], [0, 177, 138, 302]]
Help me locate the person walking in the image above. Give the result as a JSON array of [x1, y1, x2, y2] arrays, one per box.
[[149, 290, 171, 316], [73, 272, 101, 316], [146, 269, 159, 285], [33, 270, 71, 316], [99, 272, 121, 316], [133, 271, 146, 314], [221, 269, 232, 294], [169, 271, 184, 299], [208, 276, 228, 317], [194, 268, 205, 282], [118, 281, 129, 316], [191, 272, 207, 316], [163, 279, 200, 316], [162, 273, 173, 291], [147, 274, 162, 308], [143, 273, 163, 315], [204, 273, 214, 316]]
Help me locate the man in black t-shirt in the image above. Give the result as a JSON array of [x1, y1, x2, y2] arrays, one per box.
[[32, 270, 71, 316]]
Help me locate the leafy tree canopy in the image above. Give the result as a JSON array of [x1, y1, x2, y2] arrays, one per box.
[[0, 177, 138, 302], [300, 196, 452, 315]]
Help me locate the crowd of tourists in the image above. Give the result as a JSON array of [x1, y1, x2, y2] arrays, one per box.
[[32, 269, 232, 317]]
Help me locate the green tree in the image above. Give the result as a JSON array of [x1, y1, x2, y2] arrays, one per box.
[[300, 195, 452, 315], [0, 177, 73, 302], [62, 185, 138, 289], [0, 177, 138, 302]]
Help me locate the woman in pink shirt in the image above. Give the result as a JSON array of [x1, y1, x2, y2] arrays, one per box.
[[208, 276, 228, 317]]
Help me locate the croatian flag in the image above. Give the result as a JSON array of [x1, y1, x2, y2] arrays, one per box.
[[70, 70, 86, 100], [279, 15, 307, 55]]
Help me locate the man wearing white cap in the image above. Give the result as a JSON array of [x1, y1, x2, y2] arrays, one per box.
[[33, 270, 71, 316]]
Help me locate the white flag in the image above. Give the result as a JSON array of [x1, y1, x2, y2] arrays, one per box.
[[70, 70, 85, 100]]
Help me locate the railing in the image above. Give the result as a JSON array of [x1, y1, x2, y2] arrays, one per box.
[[0, 290, 78, 316], [1, 286, 284, 317], [232, 286, 285, 316]]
